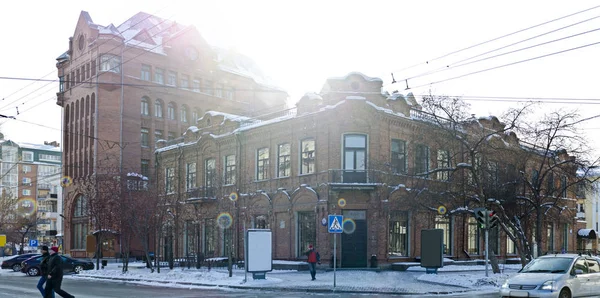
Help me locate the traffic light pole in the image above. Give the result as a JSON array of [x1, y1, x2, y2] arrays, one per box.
[[484, 212, 489, 277]]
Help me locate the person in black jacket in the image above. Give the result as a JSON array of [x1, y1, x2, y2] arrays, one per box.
[[37, 246, 55, 298], [44, 246, 75, 298]]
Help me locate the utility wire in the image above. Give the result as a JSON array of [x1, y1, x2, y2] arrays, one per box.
[[388, 4, 600, 79], [398, 18, 600, 84], [408, 41, 600, 91]]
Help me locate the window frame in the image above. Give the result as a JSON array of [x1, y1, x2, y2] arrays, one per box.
[[277, 143, 291, 178], [256, 147, 270, 181], [141, 64, 151, 81], [300, 139, 315, 175], [224, 155, 236, 185], [99, 54, 121, 73], [186, 162, 197, 191], [391, 139, 407, 174]]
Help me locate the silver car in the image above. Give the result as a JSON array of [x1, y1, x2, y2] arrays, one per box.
[[500, 254, 600, 298]]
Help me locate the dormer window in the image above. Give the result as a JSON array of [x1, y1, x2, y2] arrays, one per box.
[[350, 81, 360, 90]]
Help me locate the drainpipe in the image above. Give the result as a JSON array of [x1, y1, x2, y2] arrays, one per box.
[[119, 39, 125, 172]]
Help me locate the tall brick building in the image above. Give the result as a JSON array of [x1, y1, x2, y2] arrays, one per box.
[[155, 72, 579, 267], [55, 11, 287, 257]]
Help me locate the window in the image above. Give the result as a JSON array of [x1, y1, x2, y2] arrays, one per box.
[[91, 59, 96, 76], [467, 217, 480, 254], [165, 167, 175, 193], [154, 130, 163, 142], [180, 74, 189, 89], [561, 176, 568, 198], [435, 215, 451, 255], [192, 78, 201, 92], [204, 218, 216, 257], [141, 64, 151, 81], [298, 211, 316, 257], [254, 215, 269, 229], [300, 139, 315, 174], [180, 105, 188, 123], [141, 128, 149, 147], [59, 76, 65, 92], [256, 147, 270, 180], [192, 109, 200, 123], [277, 143, 291, 177], [22, 189, 31, 196], [225, 87, 234, 100], [141, 159, 150, 177], [39, 154, 61, 162], [141, 97, 150, 116], [223, 223, 234, 257], [532, 169, 539, 186], [72, 195, 88, 250], [389, 211, 409, 256], [66, 74, 70, 89], [154, 100, 163, 118], [22, 151, 34, 161], [76, 69, 80, 84], [167, 71, 177, 86], [547, 172, 555, 194], [204, 80, 213, 95], [391, 139, 407, 174], [215, 84, 223, 98], [224, 155, 236, 185], [343, 134, 367, 182], [414, 144, 430, 177], [588, 259, 600, 273], [436, 150, 450, 180], [506, 237, 516, 254], [22, 165, 32, 173], [205, 158, 216, 196], [100, 54, 121, 73], [168, 103, 176, 120], [22, 177, 32, 186], [186, 162, 197, 190], [547, 223, 554, 252], [154, 68, 164, 84]]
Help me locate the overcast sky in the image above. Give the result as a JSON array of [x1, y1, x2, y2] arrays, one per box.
[[1, 0, 599, 157]]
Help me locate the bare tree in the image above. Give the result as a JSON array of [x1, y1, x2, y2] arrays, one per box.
[[0, 192, 17, 234], [419, 94, 599, 271]]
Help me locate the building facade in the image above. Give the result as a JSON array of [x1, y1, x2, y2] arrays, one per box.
[[0, 140, 62, 248], [155, 73, 580, 267], [56, 11, 288, 257]]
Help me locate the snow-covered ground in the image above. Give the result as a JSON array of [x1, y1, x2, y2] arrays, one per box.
[[0, 256, 520, 294]]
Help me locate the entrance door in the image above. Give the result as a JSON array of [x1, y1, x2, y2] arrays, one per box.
[[341, 210, 367, 267]]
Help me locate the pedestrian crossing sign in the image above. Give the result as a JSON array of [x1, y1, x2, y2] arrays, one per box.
[[328, 215, 343, 233]]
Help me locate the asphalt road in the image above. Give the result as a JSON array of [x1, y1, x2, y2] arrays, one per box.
[[0, 273, 500, 298]]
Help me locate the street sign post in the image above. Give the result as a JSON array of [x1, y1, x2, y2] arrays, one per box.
[[29, 239, 38, 247], [328, 214, 343, 287]]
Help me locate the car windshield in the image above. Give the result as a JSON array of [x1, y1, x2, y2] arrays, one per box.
[[520, 257, 573, 273]]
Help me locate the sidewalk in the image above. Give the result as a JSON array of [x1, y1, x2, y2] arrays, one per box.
[[72, 261, 509, 295]]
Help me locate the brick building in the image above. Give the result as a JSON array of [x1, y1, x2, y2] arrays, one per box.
[[155, 72, 579, 267], [55, 11, 287, 257]]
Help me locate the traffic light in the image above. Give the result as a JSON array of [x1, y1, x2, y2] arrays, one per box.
[[488, 211, 499, 229], [473, 208, 486, 229]]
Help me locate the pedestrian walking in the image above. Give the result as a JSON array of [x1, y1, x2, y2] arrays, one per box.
[[305, 244, 320, 281], [45, 246, 75, 298], [37, 246, 55, 298]]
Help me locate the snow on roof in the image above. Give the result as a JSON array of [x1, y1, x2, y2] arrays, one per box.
[[577, 228, 597, 238], [365, 101, 410, 119], [214, 47, 285, 91], [301, 92, 323, 101], [346, 95, 366, 100], [202, 111, 251, 122], [16, 142, 61, 152], [327, 72, 383, 82]]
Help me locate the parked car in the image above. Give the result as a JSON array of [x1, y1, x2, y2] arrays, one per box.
[[1, 253, 40, 272], [500, 254, 600, 298], [21, 255, 94, 276]]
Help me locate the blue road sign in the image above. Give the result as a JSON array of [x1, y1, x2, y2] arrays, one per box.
[[29, 239, 38, 247], [328, 215, 343, 233]]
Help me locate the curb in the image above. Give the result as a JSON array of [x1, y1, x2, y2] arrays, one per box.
[[73, 274, 474, 296]]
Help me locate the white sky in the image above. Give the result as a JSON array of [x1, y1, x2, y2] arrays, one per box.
[[1, 0, 599, 157]]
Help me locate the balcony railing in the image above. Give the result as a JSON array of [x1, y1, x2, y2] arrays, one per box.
[[186, 187, 216, 200], [328, 169, 381, 185]]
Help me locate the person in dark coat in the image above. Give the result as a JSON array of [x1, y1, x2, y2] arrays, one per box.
[[305, 244, 321, 281], [44, 246, 75, 298], [37, 246, 55, 298]]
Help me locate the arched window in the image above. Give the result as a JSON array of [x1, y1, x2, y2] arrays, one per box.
[[192, 108, 201, 124], [154, 99, 163, 118], [71, 195, 88, 250], [141, 97, 150, 116], [168, 102, 176, 120], [180, 105, 188, 122]]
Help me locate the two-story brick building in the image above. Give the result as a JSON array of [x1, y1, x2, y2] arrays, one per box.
[[155, 72, 579, 267]]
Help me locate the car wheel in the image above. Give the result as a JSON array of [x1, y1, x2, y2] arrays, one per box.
[[12, 264, 22, 272], [559, 288, 571, 298], [74, 265, 83, 274], [27, 267, 40, 276]]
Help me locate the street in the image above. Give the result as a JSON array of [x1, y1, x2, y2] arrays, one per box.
[[0, 273, 500, 298]]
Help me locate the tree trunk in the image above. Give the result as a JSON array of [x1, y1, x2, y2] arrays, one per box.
[[489, 252, 501, 274], [536, 208, 543, 257]]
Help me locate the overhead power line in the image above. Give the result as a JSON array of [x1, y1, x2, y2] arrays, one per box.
[[388, 4, 600, 78]]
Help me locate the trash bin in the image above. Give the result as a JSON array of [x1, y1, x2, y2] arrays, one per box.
[[370, 255, 377, 268], [101, 260, 108, 268]]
